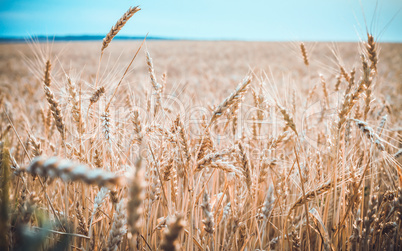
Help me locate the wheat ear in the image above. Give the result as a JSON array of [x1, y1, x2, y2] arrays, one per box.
[[201, 192, 215, 234], [351, 119, 385, 151], [337, 60, 368, 129], [66, 76, 82, 126], [300, 42, 309, 66], [195, 148, 234, 172], [90, 86, 105, 104], [107, 200, 127, 251], [177, 120, 190, 164], [75, 202, 88, 236], [87, 187, 109, 249], [160, 215, 185, 251], [366, 33, 378, 72], [27, 133, 42, 157], [146, 51, 162, 116], [101, 6, 141, 52], [21, 156, 126, 187], [209, 76, 252, 126], [44, 60, 51, 87], [259, 184, 275, 220], [238, 142, 252, 191], [277, 104, 298, 136], [128, 166, 145, 236], [289, 178, 336, 212], [43, 86, 65, 141], [0, 124, 11, 140]]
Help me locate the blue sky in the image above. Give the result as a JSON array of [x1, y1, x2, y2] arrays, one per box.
[[0, 0, 401, 42]]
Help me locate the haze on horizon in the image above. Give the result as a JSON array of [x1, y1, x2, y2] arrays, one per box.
[[0, 0, 401, 42]]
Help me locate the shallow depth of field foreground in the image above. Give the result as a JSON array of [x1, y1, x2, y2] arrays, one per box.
[[1, 6, 402, 251]]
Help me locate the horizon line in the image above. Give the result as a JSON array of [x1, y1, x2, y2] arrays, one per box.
[[1, 34, 401, 44]]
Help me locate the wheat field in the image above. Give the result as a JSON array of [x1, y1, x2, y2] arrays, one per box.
[[1, 6, 402, 251]]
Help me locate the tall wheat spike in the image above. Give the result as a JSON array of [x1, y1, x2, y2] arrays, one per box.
[[300, 42, 309, 66], [101, 6, 141, 52]]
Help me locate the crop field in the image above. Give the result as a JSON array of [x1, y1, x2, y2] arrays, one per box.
[[1, 6, 402, 251]]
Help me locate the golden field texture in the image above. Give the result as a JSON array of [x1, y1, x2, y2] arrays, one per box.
[[1, 8, 402, 251]]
